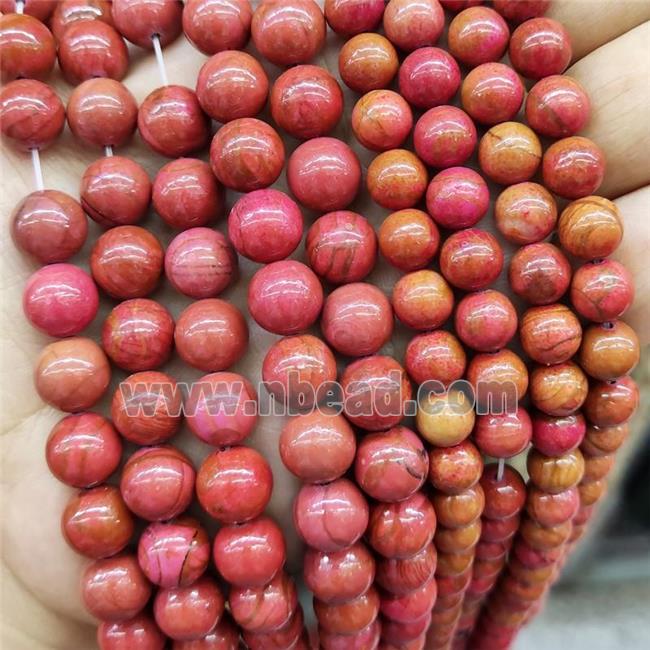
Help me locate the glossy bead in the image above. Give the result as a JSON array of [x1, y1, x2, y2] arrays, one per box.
[[197, 447, 272, 524], [530, 362, 588, 416], [457, 290, 518, 352], [352, 90, 413, 152], [0, 79, 64, 151], [440, 229, 503, 291], [512, 538, 562, 569], [432, 485, 485, 528], [405, 331, 466, 387], [0, 0, 56, 20], [102, 299, 174, 372], [474, 408, 533, 458], [62, 485, 134, 558], [153, 158, 223, 230], [583, 376, 639, 427], [341, 355, 412, 431], [288, 137, 361, 212], [46, 413, 122, 488], [196, 50, 268, 123], [185, 372, 257, 446], [293, 479, 369, 552], [154, 576, 224, 642], [243, 607, 304, 650], [428, 440, 483, 495], [368, 492, 436, 558], [376, 543, 437, 596], [210, 118, 284, 192], [367, 149, 428, 210], [111, 371, 182, 445], [35, 337, 110, 412], [481, 515, 520, 543], [380, 578, 436, 625], [416, 389, 475, 447], [439, 0, 483, 10], [583, 454, 616, 482], [467, 349, 529, 406], [165, 228, 235, 299], [91, 226, 162, 298], [183, 0, 252, 55], [81, 156, 151, 227], [338, 32, 399, 93], [324, 0, 385, 35], [448, 6, 510, 67], [383, 0, 444, 51], [172, 616, 239, 650], [0, 14, 55, 82], [509, 17, 571, 79], [532, 412, 586, 457], [543, 136, 606, 199], [315, 586, 380, 635], [392, 270, 453, 330], [570, 260, 634, 322], [248, 261, 323, 335], [414, 106, 477, 168], [493, 0, 549, 23], [112, 0, 183, 48], [579, 321, 639, 381], [519, 516, 572, 551], [280, 410, 356, 483], [120, 446, 195, 521], [436, 567, 472, 597], [58, 21, 128, 85], [98, 614, 165, 650], [479, 121, 542, 185], [436, 551, 474, 577], [480, 464, 526, 519], [581, 423, 629, 457], [527, 487, 580, 528], [527, 448, 585, 493], [379, 209, 439, 272], [520, 304, 582, 365], [50, 0, 114, 40]]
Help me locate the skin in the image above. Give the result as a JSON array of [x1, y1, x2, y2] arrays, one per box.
[[1, 2, 650, 647]]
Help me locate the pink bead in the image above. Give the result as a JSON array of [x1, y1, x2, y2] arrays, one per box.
[[493, 0, 550, 23], [46, 413, 122, 488], [392, 270, 454, 330], [380, 578, 437, 624], [474, 408, 533, 458], [228, 189, 303, 263], [183, 0, 253, 55], [172, 616, 239, 649], [120, 446, 196, 521], [383, 0, 444, 51], [248, 261, 323, 335], [243, 606, 304, 650], [405, 330, 467, 387], [375, 544, 437, 596], [50, 0, 115, 41], [112, 0, 183, 48], [319, 619, 381, 650], [325, 0, 385, 35], [532, 412, 586, 457], [439, 1, 483, 12], [0, 13, 56, 82], [97, 614, 165, 650], [315, 587, 380, 635], [381, 614, 431, 644], [288, 137, 361, 212], [448, 6, 510, 67], [455, 290, 517, 352]]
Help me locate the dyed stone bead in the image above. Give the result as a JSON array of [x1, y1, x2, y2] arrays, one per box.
[[62, 485, 134, 559], [432, 485, 485, 528], [583, 376, 639, 427], [436, 567, 472, 597], [428, 440, 483, 495], [519, 516, 572, 551], [367, 149, 428, 210], [475, 408, 532, 458], [121, 446, 195, 521], [520, 304, 582, 365], [440, 0, 483, 10], [467, 349, 529, 405], [583, 454, 616, 482], [280, 410, 356, 483], [197, 447, 273, 524], [380, 615, 432, 646], [405, 330, 466, 387], [210, 118, 284, 192], [376, 543, 437, 596], [112, 0, 183, 48], [512, 539, 562, 569], [293, 479, 369, 552], [416, 389, 475, 447], [570, 260, 634, 322], [543, 136, 606, 199], [251, 0, 325, 66], [581, 423, 629, 457], [440, 229, 503, 291], [398, 47, 460, 110], [183, 0, 252, 54], [1, 0, 57, 20], [493, 0, 549, 23], [480, 464, 526, 520], [81, 156, 151, 227], [455, 290, 517, 352], [102, 299, 174, 372], [414, 106, 477, 168], [481, 515, 520, 544], [0, 79, 65, 151], [379, 210, 439, 273], [578, 478, 608, 506], [479, 121, 542, 185], [243, 607, 304, 650], [325, 0, 385, 35], [527, 448, 585, 493], [196, 50, 268, 123], [98, 614, 165, 650], [315, 587, 380, 635], [380, 578, 436, 624], [154, 576, 224, 642], [185, 372, 257, 446], [46, 413, 122, 488], [35, 337, 110, 412], [50, 0, 114, 40], [111, 371, 182, 445], [579, 321, 640, 381], [393, 270, 453, 331], [338, 32, 399, 93], [509, 243, 571, 305], [368, 492, 436, 558], [153, 158, 223, 230], [532, 412, 586, 457], [0, 14, 56, 82], [447, 6, 510, 67], [248, 261, 323, 335], [530, 362, 588, 417], [352, 90, 413, 152], [165, 228, 235, 299], [383, 0, 444, 51], [436, 551, 474, 577], [173, 616, 239, 650], [509, 17, 571, 79], [288, 137, 361, 212]]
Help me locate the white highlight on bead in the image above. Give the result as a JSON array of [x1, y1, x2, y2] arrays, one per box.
[[104, 145, 114, 157], [496, 457, 505, 482], [15, 0, 25, 14], [31, 148, 44, 191], [151, 34, 169, 86]]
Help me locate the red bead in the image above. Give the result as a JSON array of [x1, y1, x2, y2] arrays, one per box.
[[183, 0, 252, 55], [0, 0, 57, 20], [378, 209, 439, 272], [532, 412, 586, 457], [520, 304, 582, 365], [46, 413, 122, 488], [367, 149, 428, 210], [112, 0, 183, 48], [481, 515, 520, 543], [428, 440, 483, 494], [393, 270, 454, 330], [383, 0, 444, 51], [382, 614, 431, 645], [480, 463, 526, 519], [324, 0, 385, 35], [509, 17, 571, 79], [526, 486, 580, 527], [493, 0, 549, 23], [583, 376, 639, 427], [352, 90, 413, 151], [315, 587, 380, 635], [0, 13, 55, 82], [380, 578, 437, 624], [98, 614, 165, 650], [474, 408, 533, 458], [50, 0, 115, 41], [448, 6, 510, 67], [375, 543, 437, 596], [339, 32, 399, 93], [243, 606, 304, 650], [405, 330, 466, 387], [172, 616, 239, 649]]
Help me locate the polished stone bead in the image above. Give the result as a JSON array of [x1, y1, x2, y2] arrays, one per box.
[[243, 606, 303, 650], [380, 578, 437, 624], [512, 538, 563, 569], [376, 543, 437, 596], [578, 478, 608, 506], [481, 514, 520, 543], [493, 0, 549, 23], [393, 270, 454, 330], [172, 615, 239, 649], [51, 0, 115, 40], [439, 0, 483, 10], [183, 0, 252, 54], [352, 90, 413, 151], [112, 0, 183, 48], [367, 149, 428, 210], [383, 0, 444, 51], [416, 388, 475, 447], [97, 614, 165, 650], [520, 304, 582, 365], [325, 0, 385, 35], [467, 349, 529, 406], [579, 321, 640, 381], [436, 550, 474, 577], [0, 13, 56, 81], [338, 32, 399, 93], [581, 423, 629, 457], [447, 6, 510, 67], [583, 376, 639, 427], [509, 17, 571, 79], [582, 453, 616, 482], [527, 448, 585, 493], [432, 485, 485, 528], [379, 614, 432, 645], [475, 408, 532, 459], [435, 566, 472, 597], [530, 362, 588, 417], [480, 463, 526, 520], [428, 440, 483, 495], [0, 0, 57, 20], [315, 586, 380, 635], [519, 516, 572, 551], [406, 330, 466, 387], [531, 412, 586, 457]]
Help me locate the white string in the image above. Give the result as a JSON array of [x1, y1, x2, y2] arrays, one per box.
[[496, 458, 505, 482], [151, 34, 169, 86], [31, 148, 44, 191], [15, 0, 24, 14], [104, 145, 114, 157]]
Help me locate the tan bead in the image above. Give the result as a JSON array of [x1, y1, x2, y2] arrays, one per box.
[[519, 516, 572, 550], [434, 520, 482, 553], [520, 304, 582, 366], [583, 376, 639, 426], [580, 423, 629, 456], [579, 321, 640, 381], [578, 478, 607, 506], [432, 485, 485, 529], [416, 389, 475, 447], [436, 551, 475, 577], [582, 454, 616, 482], [527, 448, 585, 493], [530, 361, 588, 416]]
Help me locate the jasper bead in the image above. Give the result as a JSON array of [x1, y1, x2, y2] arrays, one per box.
[[325, 0, 385, 35], [315, 587, 380, 635], [509, 243, 571, 305], [379, 209, 439, 272], [62, 485, 134, 558], [243, 607, 303, 650], [1, 0, 57, 20], [527, 448, 585, 493], [480, 464, 526, 520], [81, 156, 151, 227], [98, 614, 165, 650], [530, 362, 588, 416], [46, 413, 122, 488], [376, 543, 437, 596], [581, 423, 629, 457], [51, 0, 114, 40], [280, 410, 356, 483], [583, 376, 639, 427], [416, 389, 475, 447], [481, 515, 520, 543], [112, 0, 183, 48], [102, 299, 174, 372], [579, 321, 640, 381], [383, 0, 444, 51], [428, 441, 483, 494], [183, 0, 252, 54], [448, 6, 510, 67], [392, 270, 453, 331], [35, 337, 110, 412], [293, 479, 369, 552], [456, 290, 517, 353], [494, 0, 549, 22], [440, 0, 483, 10], [367, 149, 428, 210], [527, 487, 580, 528], [197, 447, 272, 524], [248, 261, 323, 335], [583, 454, 616, 482], [509, 17, 571, 79], [520, 516, 572, 551], [520, 304, 582, 366], [406, 330, 466, 387], [432, 485, 485, 528], [380, 578, 437, 625], [173, 617, 239, 650], [579, 478, 608, 506], [532, 412, 586, 457], [475, 408, 533, 458], [512, 539, 562, 569], [339, 32, 399, 93], [436, 551, 474, 577], [0, 14, 55, 82], [468, 350, 529, 406], [121, 446, 195, 521], [352, 90, 413, 152]]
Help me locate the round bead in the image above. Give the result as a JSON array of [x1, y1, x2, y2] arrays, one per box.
[[50, 0, 114, 41], [532, 412, 586, 457], [174, 299, 248, 373], [519, 516, 572, 551], [81, 156, 151, 227], [210, 118, 284, 192], [581, 423, 629, 457], [583, 376, 639, 427], [527, 448, 585, 493], [448, 6, 510, 67], [352, 90, 413, 151], [439, 0, 483, 10], [338, 32, 399, 93], [316, 587, 380, 635], [530, 362, 588, 416], [527, 487, 580, 528], [172, 617, 239, 650], [376, 543, 437, 596], [0, 13, 56, 82], [183, 0, 252, 55], [480, 464, 526, 519], [509, 17, 571, 79], [91, 226, 163, 298], [474, 408, 532, 458], [428, 440, 483, 494], [579, 321, 640, 381], [35, 337, 110, 412], [432, 485, 485, 529], [153, 158, 223, 230], [378, 209, 439, 272], [583, 454, 616, 482], [405, 330, 466, 387], [46, 413, 122, 488], [520, 304, 582, 365], [367, 149, 428, 210], [98, 614, 165, 650], [1, 0, 57, 20], [324, 0, 385, 35], [197, 447, 273, 524], [121, 446, 195, 521], [243, 607, 304, 650], [467, 349, 529, 405], [416, 388, 475, 447], [392, 270, 454, 330], [512, 538, 562, 569], [380, 578, 437, 625], [165, 228, 236, 299], [112, 0, 183, 48], [481, 515, 520, 544], [62, 485, 134, 558], [578, 479, 608, 506], [382, 0, 444, 51], [493, 0, 550, 23]]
